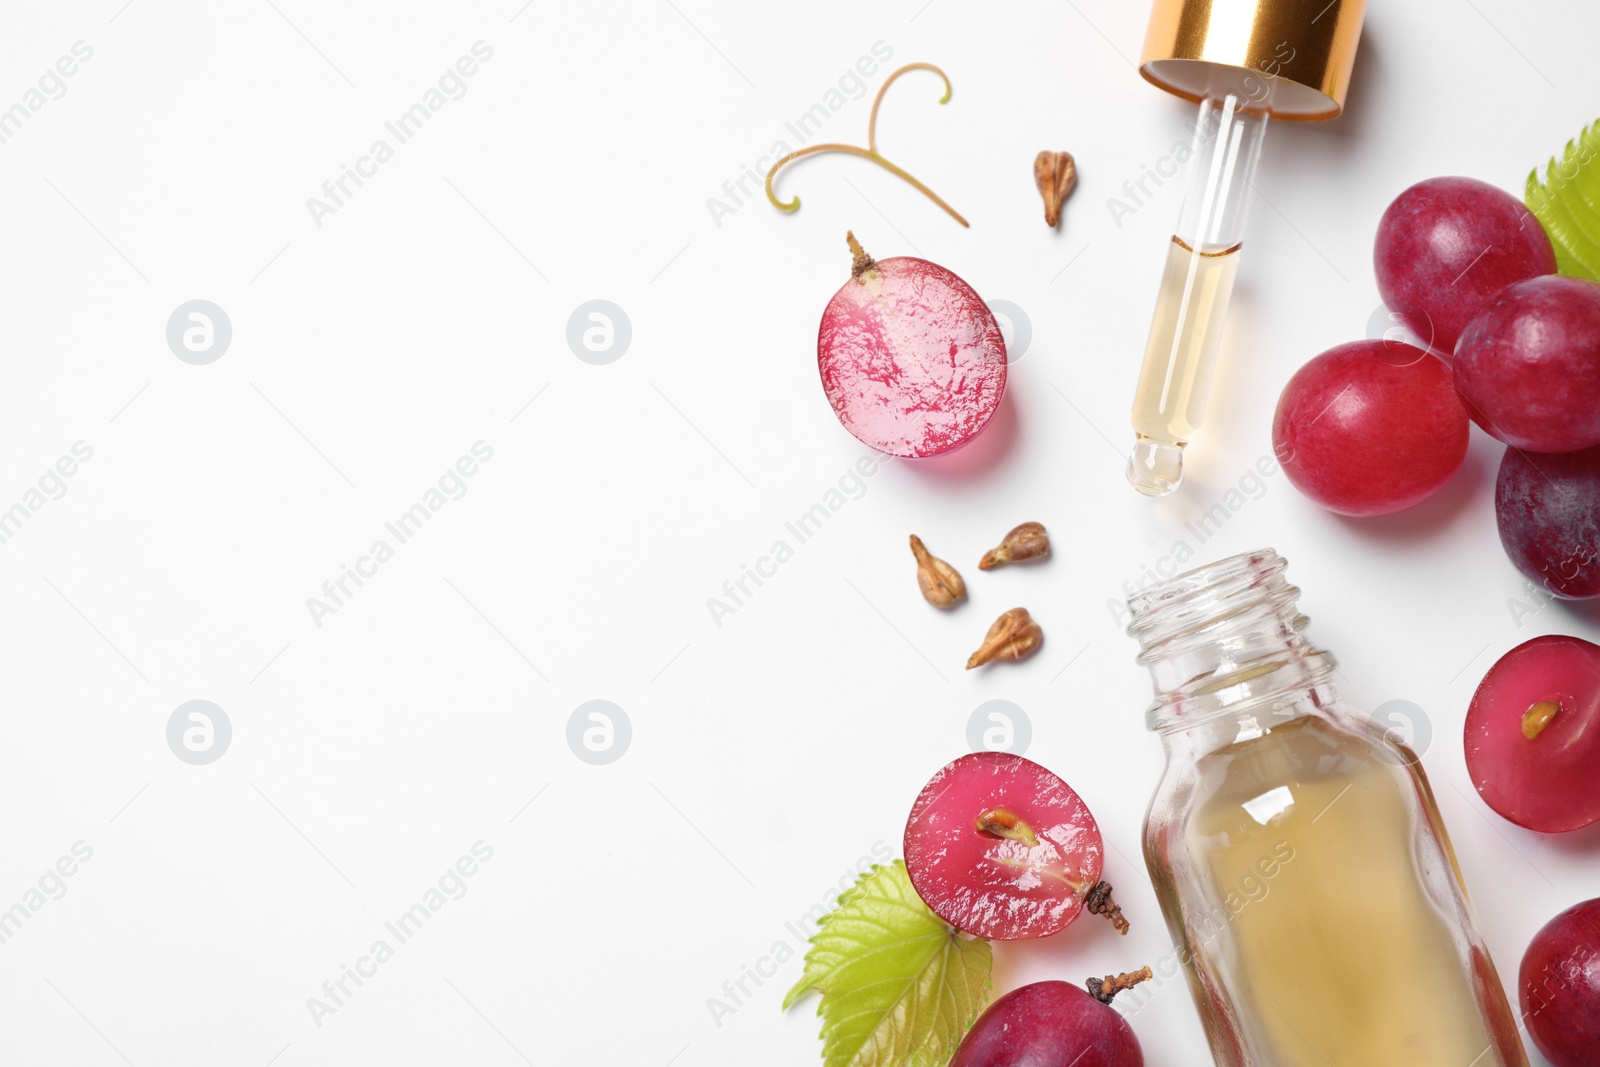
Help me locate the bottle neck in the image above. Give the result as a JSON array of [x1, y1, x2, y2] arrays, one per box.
[[1126, 549, 1338, 754]]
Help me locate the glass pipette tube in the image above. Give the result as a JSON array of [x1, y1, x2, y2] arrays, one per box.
[[1127, 93, 1267, 496]]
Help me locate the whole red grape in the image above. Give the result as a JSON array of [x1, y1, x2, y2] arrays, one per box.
[[1495, 445, 1600, 599], [1272, 339, 1469, 516], [818, 232, 1006, 458], [903, 752, 1108, 941], [1465, 635, 1600, 832], [949, 981, 1143, 1067], [1454, 275, 1600, 453], [1520, 898, 1600, 1066], [1374, 176, 1556, 355]]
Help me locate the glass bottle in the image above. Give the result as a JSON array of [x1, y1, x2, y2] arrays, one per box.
[[1126, 549, 1526, 1066]]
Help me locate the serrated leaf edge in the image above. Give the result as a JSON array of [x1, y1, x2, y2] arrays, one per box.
[[782, 860, 928, 1009], [1527, 119, 1600, 283], [781, 860, 993, 1067]]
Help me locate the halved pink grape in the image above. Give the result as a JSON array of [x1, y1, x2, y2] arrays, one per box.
[[818, 233, 1006, 458], [903, 752, 1115, 941], [1465, 635, 1600, 832]]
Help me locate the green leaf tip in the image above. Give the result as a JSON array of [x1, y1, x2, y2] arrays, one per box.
[[1527, 118, 1600, 283], [781, 859, 992, 1067]]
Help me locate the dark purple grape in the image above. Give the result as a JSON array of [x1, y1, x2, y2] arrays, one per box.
[[1496, 446, 1600, 599], [949, 981, 1142, 1067], [1521, 898, 1600, 1066]]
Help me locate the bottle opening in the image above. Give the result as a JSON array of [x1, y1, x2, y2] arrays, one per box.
[[1125, 549, 1333, 730], [1126, 548, 1294, 658]]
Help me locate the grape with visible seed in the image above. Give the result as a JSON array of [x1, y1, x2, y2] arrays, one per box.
[[903, 752, 1121, 941], [1465, 635, 1600, 832]]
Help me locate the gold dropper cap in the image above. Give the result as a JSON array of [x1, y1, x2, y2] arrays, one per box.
[[1140, 0, 1367, 120]]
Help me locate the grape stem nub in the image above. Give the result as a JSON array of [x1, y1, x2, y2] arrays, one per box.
[[1086, 966, 1153, 1005], [1085, 880, 1130, 935], [846, 231, 876, 281]]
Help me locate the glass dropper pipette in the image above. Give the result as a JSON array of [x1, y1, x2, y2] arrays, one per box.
[[1126, 0, 1368, 496], [1126, 93, 1266, 496]]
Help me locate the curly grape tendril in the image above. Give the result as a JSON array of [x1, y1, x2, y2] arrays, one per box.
[[764, 62, 969, 227]]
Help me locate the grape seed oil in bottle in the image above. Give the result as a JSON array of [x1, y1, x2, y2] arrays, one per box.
[[1192, 717, 1500, 1063], [1129, 551, 1526, 1066]]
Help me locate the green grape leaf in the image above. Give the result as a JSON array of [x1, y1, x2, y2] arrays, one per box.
[[783, 860, 991, 1067], [1527, 119, 1600, 282]]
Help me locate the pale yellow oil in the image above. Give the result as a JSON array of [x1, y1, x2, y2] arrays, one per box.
[[1187, 716, 1514, 1065], [1131, 236, 1241, 445]]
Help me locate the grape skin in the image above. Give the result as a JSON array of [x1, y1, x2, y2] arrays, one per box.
[[1272, 340, 1468, 516], [1374, 176, 1556, 356], [1520, 898, 1600, 1066], [1495, 446, 1600, 600], [949, 981, 1143, 1067]]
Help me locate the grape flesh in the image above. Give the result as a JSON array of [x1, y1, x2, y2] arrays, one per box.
[[903, 752, 1104, 941], [1520, 898, 1600, 1066], [1495, 445, 1600, 599], [948, 981, 1143, 1067], [1454, 275, 1600, 453], [1271, 339, 1469, 516], [1374, 176, 1556, 355], [818, 239, 1006, 458], [1465, 635, 1600, 832]]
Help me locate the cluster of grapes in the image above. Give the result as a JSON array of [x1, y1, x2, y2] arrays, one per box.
[[1271, 176, 1600, 1066], [1274, 176, 1600, 605]]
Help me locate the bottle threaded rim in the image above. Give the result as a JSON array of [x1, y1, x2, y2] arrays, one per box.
[[1126, 548, 1300, 664], [1126, 548, 1337, 730]]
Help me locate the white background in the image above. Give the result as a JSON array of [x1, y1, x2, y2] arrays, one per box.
[[0, 1, 1595, 1064]]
